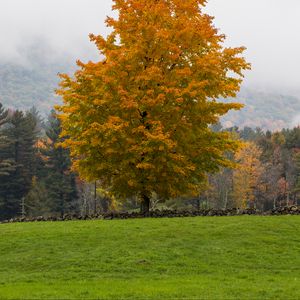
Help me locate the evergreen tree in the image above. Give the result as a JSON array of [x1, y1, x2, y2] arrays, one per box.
[[0, 103, 8, 126], [29, 106, 45, 135], [0, 110, 38, 220], [24, 179, 51, 217], [0, 103, 15, 177], [42, 112, 78, 217]]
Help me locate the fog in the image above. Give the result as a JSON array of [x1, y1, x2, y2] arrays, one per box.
[[0, 0, 114, 64], [0, 0, 299, 91], [206, 0, 300, 92]]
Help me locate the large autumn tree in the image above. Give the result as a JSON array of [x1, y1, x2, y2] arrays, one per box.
[[57, 0, 250, 213]]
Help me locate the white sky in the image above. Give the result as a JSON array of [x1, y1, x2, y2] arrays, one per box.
[[0, 0, 299, 90]]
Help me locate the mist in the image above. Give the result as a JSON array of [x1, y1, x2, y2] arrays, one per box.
[[0, 0, 113, 64], [205, 0, 300, 92], [0, 0, 300, 91]]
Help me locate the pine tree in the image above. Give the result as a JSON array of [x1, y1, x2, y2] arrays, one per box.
[[29, 106, 45, 136], [0, 103, 8, 127], [24, 179, 51, 217], [41, 112, 78, 217], [0, 110, 38, 220], [0, 103, 15, 177], [57, 0, 250, 212]]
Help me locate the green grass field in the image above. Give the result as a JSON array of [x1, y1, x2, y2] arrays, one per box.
[[0, 216, 299, 299]]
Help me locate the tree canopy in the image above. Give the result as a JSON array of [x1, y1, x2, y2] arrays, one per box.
[[57, 0, 250, 212]]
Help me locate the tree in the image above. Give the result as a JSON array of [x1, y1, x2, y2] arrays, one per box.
[[206, 166, 234, 209], [0, 103, 8, 127], [0, 103, 15, 177], [0, 110, 38, 220], [41, 112, 78, 217], [291, 151, 300, 206], [24, 179, 51, 217], [29, 106, 45, 136], [57, 0, 250, 213], [233, 142, 263, 209]]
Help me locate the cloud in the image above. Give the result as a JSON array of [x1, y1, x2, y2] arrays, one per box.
[[205, 0, 300, 90], [0, 0, 299, 90], [0, 0, 114, 63]]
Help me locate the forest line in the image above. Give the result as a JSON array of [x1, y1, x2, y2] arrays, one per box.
[[1, 102, 299, 221]]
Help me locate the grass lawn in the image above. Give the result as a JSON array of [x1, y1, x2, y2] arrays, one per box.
[[0, 216, 299, 299]]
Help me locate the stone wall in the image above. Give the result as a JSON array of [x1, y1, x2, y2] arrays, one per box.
[[1, 206, 299, 224]]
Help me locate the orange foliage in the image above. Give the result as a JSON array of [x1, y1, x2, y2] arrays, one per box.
[[56, 0, 250, 204], [233, 142, 263, 208]]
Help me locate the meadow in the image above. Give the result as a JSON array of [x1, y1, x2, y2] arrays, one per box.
[[0, 216, 299, 299]]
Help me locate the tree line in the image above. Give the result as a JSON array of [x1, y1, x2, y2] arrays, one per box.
[[196, 125, 300, 211], [0, 103, 78, 220], [1, 101, 300, 220]]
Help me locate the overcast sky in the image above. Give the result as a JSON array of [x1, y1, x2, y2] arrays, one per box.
[[0, 0, 300, 91]]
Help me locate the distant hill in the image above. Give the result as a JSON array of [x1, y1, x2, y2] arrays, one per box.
[[1, 56, 300, 130], [222, 88, 300, 131], [0, 61, 73, 114]]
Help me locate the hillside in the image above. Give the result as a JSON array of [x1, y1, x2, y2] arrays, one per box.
[[0, 42, 75, 114], [223, 88, 300, 131], [0, 216, 299, 299], [0, 61, 73, 114], [1, 57, 300, 128]]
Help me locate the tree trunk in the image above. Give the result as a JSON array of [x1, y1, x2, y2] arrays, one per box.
[[197, 197, 200, 211], [94, 181, 97, 215], [224, 190, 228, 210], [60, 190, 64, 218], [140, 194, 150, 214]]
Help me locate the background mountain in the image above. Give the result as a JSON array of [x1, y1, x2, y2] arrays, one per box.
[[222, 88, 300, 131], [0, 41, 76, 114], [0, 47, 300, 130]]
